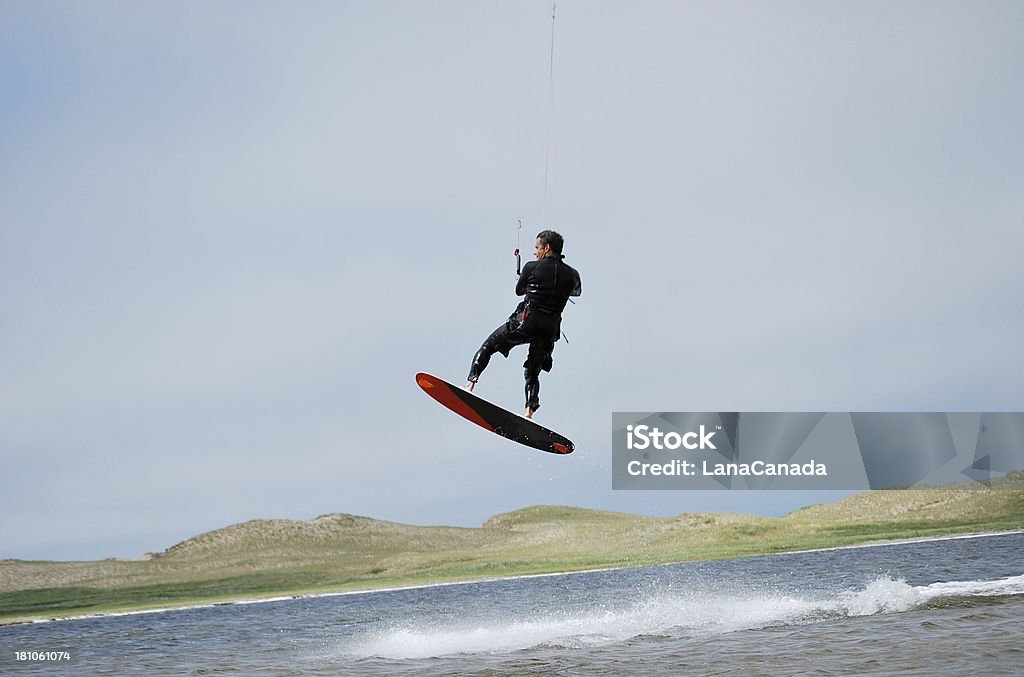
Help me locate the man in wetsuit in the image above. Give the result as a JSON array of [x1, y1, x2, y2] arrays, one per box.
[[465, 230, 582, 419]]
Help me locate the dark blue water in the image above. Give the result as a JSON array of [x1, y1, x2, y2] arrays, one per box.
[[2, 532, 1023, 675]]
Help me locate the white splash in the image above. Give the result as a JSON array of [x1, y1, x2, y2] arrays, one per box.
[[340, 573, 1024, 659]]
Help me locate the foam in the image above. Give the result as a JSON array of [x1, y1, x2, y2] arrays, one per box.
[[341, 573, 1024, 659]]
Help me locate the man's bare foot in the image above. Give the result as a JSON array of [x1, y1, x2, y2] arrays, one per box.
[[523, 407, 534, 419], [464, 381, 475, 392]]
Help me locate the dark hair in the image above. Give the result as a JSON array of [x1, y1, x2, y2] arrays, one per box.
[[536, 230, 564, 255]]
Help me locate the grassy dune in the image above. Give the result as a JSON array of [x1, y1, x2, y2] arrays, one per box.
[[2, 473, 1023, 623]]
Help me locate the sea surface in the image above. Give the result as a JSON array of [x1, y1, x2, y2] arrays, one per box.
[[2, 532, 1022, 676]]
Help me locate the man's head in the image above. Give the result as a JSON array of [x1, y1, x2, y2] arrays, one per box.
[[534, 230, 564, 260]]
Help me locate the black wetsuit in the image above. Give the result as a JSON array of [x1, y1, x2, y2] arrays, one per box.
[[467, 254, 582, 412]]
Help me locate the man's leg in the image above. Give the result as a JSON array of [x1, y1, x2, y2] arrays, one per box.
[[523, 338, 555, 418], [466, 323, 520, 391], [523, 371, 539, 419]]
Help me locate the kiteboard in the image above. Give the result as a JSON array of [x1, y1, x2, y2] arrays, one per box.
[[415, 372, 574, 455]]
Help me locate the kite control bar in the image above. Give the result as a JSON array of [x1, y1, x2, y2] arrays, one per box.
[[514, 218, 523, 277]]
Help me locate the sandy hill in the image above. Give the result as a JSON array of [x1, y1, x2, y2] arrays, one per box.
[[1, 473, 1022, 622]]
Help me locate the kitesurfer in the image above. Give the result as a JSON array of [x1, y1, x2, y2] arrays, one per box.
[[465, 230, 581, 419]]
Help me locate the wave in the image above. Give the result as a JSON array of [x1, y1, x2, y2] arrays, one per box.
[[342, 573, 1024, 659], [836, 573, 1024, 616]]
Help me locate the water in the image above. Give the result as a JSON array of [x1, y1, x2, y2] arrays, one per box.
[[2, 533, 1022, 675]]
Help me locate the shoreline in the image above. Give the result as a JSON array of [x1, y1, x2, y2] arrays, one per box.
[[5, 527, 1022, 627]]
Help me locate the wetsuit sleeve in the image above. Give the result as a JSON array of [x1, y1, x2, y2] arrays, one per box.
[[516, 261, 534, 296], [570, 269, 582, 297]]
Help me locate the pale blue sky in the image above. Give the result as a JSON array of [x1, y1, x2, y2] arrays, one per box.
[[2, 1, 1023, 560]]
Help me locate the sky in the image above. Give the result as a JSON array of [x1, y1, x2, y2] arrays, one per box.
[[2, 1, 1023, 561]]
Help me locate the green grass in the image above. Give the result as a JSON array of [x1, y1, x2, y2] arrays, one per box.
[[2, 472, 1022, 624]]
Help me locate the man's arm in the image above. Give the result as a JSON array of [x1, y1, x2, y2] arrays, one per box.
[[516, 261, 534, 296], [570, 269, 582, 297]]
